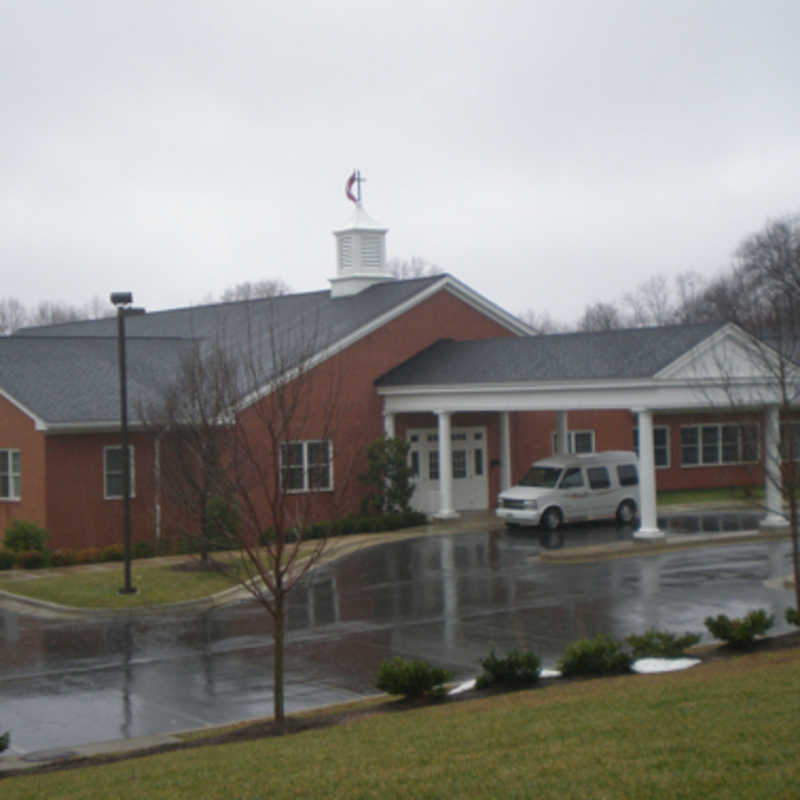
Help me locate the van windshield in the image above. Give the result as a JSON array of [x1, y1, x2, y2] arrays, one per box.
[[519, 466, 562, 488]]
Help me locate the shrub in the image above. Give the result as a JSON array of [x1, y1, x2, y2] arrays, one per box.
[[0, 730, 8, 753], [625, 628, 701, 659], [558, 635, 632, 677], [786, 608, 799, 627], [100, 545, 124, 562], [704, 610, 774, 648], [4, 520, 48, 553], [49, 549, 78, 567], [15, 549, 49, 569], [0, 548, 15, 570], [360, 438, 416, 514], [75, 547, 102, 564], [132, 541, 155, 559], [475, 648, 540, 689], [375, 657, 452, 698]]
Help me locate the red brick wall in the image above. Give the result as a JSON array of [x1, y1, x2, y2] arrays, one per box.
[[45, 432, 158, 550], [236, 288, 518, 525], [0, 395, 47, 534], [651, 411, 764, 491]]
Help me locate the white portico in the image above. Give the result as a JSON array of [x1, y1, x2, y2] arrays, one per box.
[[377, 322, 793, 539]]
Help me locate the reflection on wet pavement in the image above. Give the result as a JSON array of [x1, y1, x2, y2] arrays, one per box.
[[0, 520, 793, 757]]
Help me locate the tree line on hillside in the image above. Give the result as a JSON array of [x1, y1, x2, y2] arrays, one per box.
[[521, 214, 800, 334]]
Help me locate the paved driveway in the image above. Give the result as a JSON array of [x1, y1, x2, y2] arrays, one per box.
[[0, 522, 795, 757]]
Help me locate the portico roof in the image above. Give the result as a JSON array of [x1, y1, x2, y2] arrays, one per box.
[[375, 322, 787, 413]]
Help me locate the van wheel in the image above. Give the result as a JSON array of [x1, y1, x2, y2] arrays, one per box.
[[616, 500, 636, 525], [540, 507, 562, 531]]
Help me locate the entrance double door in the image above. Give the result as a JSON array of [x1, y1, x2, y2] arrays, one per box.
[[407, 426, 488, 514]]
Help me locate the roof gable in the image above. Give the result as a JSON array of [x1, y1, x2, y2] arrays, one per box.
[[4, 276, 531, 427]]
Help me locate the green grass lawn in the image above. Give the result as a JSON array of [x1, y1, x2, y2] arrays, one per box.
[[657, 486, 764, 506], [2, 647, 798, 799], [0, 542, 328, 609], [0, 560, 239, 608]]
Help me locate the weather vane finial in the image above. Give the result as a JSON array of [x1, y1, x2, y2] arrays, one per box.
[[345, 169, 365, 205]]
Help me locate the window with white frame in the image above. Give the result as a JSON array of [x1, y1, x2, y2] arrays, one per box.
[[680, 423, 759, 466], [552, 430, 595, 455], [633, 426, 670, 468], [280, 440, 333, 492], [104, 446, 135, 499], [0, 449, 21, 500]]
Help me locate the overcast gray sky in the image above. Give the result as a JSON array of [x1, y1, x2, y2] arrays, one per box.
[[3, 1, 798, 326]]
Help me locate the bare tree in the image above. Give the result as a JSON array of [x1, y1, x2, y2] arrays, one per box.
[[387, 256, 442, 279], [150, 310, 346, 725], [705, 215, 800, 616], [577, 301, 625, 331], [220, 279, 291, 302], [0, 298, 27, 335], [517, 308, 567, 335]]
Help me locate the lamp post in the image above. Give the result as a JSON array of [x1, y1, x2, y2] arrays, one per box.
[[110, 291, 144, 595]]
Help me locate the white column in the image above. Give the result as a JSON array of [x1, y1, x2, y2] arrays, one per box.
[[633, 408, 663, 539], [434, 410, 458, 519], [762, 405, 786, 528], [383, 410, 395, 439], [500, 411, 512, 491], [556, 410, 569, 455]]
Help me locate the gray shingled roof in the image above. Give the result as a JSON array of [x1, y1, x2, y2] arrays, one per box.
[[0, 337, 195, 425], [3, 277, 445, 426], [375, 323, 725, 386]]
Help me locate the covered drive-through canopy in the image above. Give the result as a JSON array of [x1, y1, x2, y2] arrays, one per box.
[[376, 322, 793, 538]]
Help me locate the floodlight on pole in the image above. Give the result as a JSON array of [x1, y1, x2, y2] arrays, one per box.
[[110, 291, 142, 595]]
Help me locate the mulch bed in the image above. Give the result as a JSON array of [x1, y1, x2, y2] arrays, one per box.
[[3, 629, 800, 779]]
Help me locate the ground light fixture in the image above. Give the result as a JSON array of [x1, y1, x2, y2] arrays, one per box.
[[110, 292, 145, 595]]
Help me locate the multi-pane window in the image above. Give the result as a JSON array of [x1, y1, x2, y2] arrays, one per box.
[[104, 446, 135, 499], [552, 430, 595, 455], [0, 449, 21, 500], [280, 440, 333, 492], [680, 424, 759, 466], [633, 426, 670, 468]]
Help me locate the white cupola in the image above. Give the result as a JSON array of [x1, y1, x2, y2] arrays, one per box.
[[329, 170, 394, 298]]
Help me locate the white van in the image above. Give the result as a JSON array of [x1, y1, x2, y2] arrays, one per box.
[[496, 451, 639, 530]]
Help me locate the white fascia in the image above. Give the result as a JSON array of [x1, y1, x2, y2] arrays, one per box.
[[0, 388, 48, 431], [377, 376, 785, 414]]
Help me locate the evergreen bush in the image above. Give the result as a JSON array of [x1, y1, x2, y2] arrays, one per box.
[[704, 610, 774, 648], [475, 648, 540, 689], [14, 549, 49, 569], [0, 548, 15, 570], [558, 635, 632, 677], [132, 541, 155, 559], [375, 657, 452, 698], [4, 520, 48, 552], [625, 628, 701, 659], [786, 607, 799, 626], [49, 549, 78, 567]]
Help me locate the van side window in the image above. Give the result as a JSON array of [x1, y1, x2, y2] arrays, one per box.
[[586, 466, 611, 489], [617, 464, 638, 486], [560, 467, 584, 489]]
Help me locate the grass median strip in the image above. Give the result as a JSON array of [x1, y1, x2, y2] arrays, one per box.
[[0, 561, 239, 608]]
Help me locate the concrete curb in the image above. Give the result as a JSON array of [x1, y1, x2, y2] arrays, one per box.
[[537, 526, 791, 563]]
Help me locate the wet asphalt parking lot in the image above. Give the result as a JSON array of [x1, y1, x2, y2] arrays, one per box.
[[0, 513, 795, 757]]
